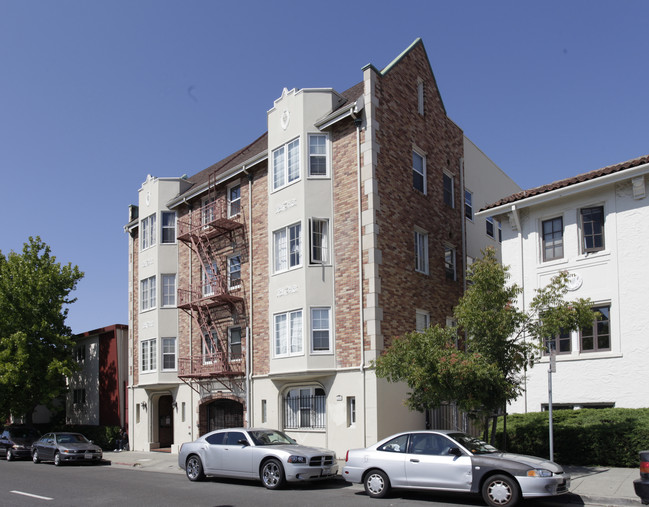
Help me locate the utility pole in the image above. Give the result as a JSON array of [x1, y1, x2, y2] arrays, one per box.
[[548, 349, 556, 462]]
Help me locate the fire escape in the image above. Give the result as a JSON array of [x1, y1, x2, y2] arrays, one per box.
[[176, 174, 246, 395]]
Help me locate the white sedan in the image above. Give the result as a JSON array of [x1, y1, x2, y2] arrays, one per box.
[[178, 428, 338, 489], [343, 430, 570, 507]]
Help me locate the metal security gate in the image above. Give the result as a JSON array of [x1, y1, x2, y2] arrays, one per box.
[[207, 399, 243, 432]]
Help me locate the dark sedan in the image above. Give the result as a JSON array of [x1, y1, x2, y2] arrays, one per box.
[[32, 432, 103, 466], [0, 426, 40, 461], [343, 430, 569, 507]]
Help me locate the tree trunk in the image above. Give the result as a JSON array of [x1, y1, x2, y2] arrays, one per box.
[[502, 406, 508, 451], [490, 414, 497, 445]]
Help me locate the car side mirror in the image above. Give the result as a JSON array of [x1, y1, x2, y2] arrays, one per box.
[[238, 439, 249, 446], [449, 447, 463, 457]]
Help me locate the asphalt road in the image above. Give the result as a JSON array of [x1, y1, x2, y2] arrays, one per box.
[[0, 459, 600, 507]]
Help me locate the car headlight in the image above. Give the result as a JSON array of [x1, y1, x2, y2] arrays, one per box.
[[287, 455, 307, 464], [527, 468, 553, 477]]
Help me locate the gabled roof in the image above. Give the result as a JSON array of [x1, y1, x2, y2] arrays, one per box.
[[482, 154, 649, 213]]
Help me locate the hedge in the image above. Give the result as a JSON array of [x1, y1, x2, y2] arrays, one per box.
[[494, 408, 649, 467]]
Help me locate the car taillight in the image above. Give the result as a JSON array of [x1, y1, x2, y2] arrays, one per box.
[[640, 461, 649, 474], [345, 450, 349, 462]]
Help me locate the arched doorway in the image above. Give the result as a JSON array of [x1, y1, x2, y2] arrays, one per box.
[[158, 395, 174, 448], [206, 399, 243, 433]]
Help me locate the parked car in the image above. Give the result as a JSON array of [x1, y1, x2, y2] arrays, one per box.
[[0, 426, 40, 461], [634, 450, 649, 504], [32, 432, 103, 466], [178, 428, 338, 489], [343, 430, 570, 507]]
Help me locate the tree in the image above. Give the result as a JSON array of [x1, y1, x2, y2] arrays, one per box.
[[0, 237, 84, 423], [375, 248, 595, 441]]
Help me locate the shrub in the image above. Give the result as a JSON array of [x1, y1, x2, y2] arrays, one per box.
[[495, 408, 649, 467]]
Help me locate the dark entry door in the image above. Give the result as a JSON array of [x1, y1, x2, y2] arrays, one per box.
[[158, 395, 174, 447], [207, 399, 243, 433]]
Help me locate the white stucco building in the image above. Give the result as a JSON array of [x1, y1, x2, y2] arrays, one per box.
[[483, 154, 649, 413]]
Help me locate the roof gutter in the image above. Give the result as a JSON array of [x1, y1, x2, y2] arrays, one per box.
[[478, 161, 649, 217], [315, 95, 365, 130], [166, 151, 268, 209]]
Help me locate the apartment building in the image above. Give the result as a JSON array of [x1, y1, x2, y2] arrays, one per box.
[[125, 38, 520, 456], [483, 154, 649, 413]]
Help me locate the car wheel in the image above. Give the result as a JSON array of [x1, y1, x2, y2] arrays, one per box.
[[261, 458, 285, 490], [6, 449, 14, 461], [364, 469, 390, 498], [482, 474, 520, 507], [54, 452, 62, 466], [185, 455, 205, 482]]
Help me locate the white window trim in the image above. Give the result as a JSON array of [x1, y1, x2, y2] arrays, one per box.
[[307, 133, 330, 178], [486, 216, 495, 239], [141, 214, 157, 250], [161, 211, 176, 244], [227, 182, 241, 218], [141, 338, 157, 373], [414, 228, 429, 275], [273, 223, 302, 273], [445, 244, 457, 281], [309, 218, 330, 265], [140, 276, 157, 312], [161, 274, 176, 307], [412, 148, 427, 194], [228, 326, 242, 362], [310, 307, 332, 354], [274, 309, 304, 358], [201, 262, 218, 297], [415, 309, 430, 333], [202, 330, 219, 364], [228, 254, 242, 290], [272, 137, 301, 192], [464, 189, 473, 221], [161, 337, 177, 372]]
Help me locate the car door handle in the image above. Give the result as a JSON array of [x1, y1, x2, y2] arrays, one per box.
[[410, 459, 420, 463]]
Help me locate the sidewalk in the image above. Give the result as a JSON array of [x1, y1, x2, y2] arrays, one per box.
[[104, 451, 643, 506]]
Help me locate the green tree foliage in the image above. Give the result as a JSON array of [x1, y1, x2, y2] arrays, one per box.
[[0, 237, 84, 423], [375, 248, 595, 430]]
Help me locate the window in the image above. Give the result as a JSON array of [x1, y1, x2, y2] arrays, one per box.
[[445, 246, 456, 280], [161, 274, 176, 307], [581, 305, 610, 352], [228, 184, 241, 217], [141, 338, 156, 372], [347, 396, 356, 427], [414, 230, 429, 274], [228, 255, 241, 289], [544, 329, 571, 355], [201, 262, 218, 297], [284, 387, 325, 429], [141, 214, 156, 250], [308, 134, 328, 176], [378, 434, 409, 453], [202, 196, 216, 226], [417, 79, 424, 115], [274, 310, 303, 357], [415, 310, 430, 332], [410, 433, 453, 456], [486, 216, 495, 238], [542, 217, 564, 261], [581, 206, 604, 253], [498, 220, 502, 243], [261, 400, 267, 424], [310, 219, 329, 264], [229, 327, 242, 361], [274, 223, 301, 272], [443, 173, 454, 207], [73, 389, 86, 405], [311, 307, 331, 353], [75, 345, 85, 363], [202, 330, 220, 364], [162, 337, 176, 371], [161, 212, 176, 243], [140, 276, 156, 311], [412, 150, 426, 193], [464, 190, 473, 220], [272, 138, 300, 191]]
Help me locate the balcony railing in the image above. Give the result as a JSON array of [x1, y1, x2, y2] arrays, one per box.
[[178, 353, 244, 378], [177, 281, 242, 309], [177, 200, 243, 241]]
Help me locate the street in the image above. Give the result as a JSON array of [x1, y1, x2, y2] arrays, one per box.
[[0, 459, 610, 507]]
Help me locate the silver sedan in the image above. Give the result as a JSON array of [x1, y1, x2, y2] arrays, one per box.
[[178, 428, 338, 489], [343, 430, 570, 507]]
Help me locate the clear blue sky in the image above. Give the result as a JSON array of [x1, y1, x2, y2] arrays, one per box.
[[2, 0, 647, 334]]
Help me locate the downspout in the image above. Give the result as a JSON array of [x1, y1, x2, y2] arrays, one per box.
[[510, 204, 527, 413], [460, 158, 466, 296], [245, 167, 253, 427], [129, 231, 135, 449], [351, 107, 366, 446]]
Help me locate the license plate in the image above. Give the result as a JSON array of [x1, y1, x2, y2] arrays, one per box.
[[321, 467, 331, 476], [84, 453, 93, 459]]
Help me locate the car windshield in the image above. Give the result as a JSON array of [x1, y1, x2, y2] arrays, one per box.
[[448, 433, 499, 455], [56, 434, 89, 444], [248, 430, 297, 446]]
